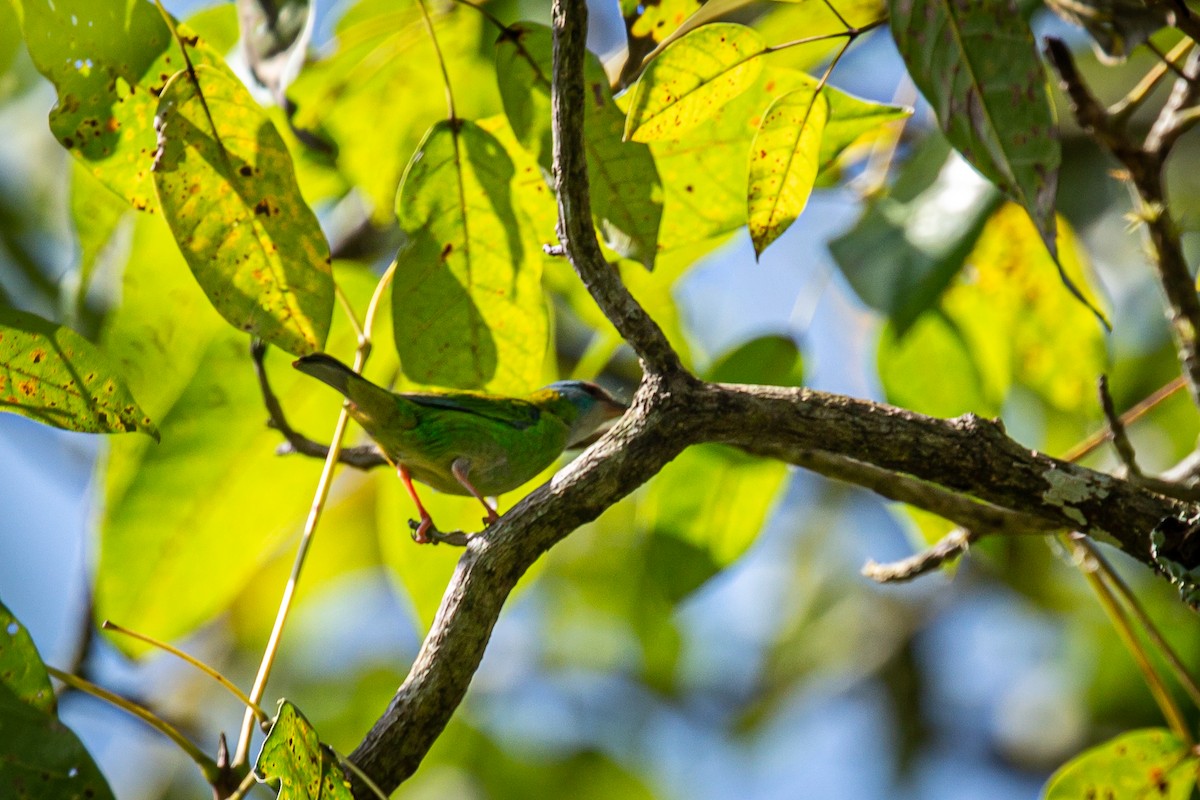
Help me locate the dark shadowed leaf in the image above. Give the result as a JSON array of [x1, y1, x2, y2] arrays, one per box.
[[152, 65, 333, 355], [0, 682, 115, 800], [708, 335, 803, 386], [0, 307, 157, 438], [890, 0, 1060, 254], [830, 141, 1001, 335], [0, 600, 54, 714]]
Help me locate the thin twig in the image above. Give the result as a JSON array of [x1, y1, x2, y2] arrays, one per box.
[[234, 263, 398, 767], [101, 621, 267, 724], [1099, 375, 1143, 478], [862, 528, 976, 583], [47, 666, 226, 784], [250, 339, 387, 469], [1109, 38, 1194, 122], [1146, 47, 1200, 154], [1076, 537, 1200, 711], [1045, 38, 1200, 412], [1063, 376, 1186, 462], [417, 0, 457, 122], [1067, 535, 1194, 745]]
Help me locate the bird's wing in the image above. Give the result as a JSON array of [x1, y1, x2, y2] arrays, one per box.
[[404, 391, 542, 430]]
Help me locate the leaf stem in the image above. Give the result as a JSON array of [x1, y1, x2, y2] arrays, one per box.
[[1066, 535, 1194, 746], [226, 769, 260, 800], [152, 0, 229, 161], [417, 0, 458, 122], [1061, 376, 1187, 462], [46, 665, 225, 783], [335, 283, 365, 343], [100, 621, 267, 724], [450, 0, 508, 33], [1075, 538, 1200, 712], [762, 18, 886, 57], [232, 261, 399, 768]]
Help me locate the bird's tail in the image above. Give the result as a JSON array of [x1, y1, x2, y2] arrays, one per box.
[[292, 353, 363, 397]]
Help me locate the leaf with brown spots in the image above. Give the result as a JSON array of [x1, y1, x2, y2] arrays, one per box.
[[1044, 728, 1197, 799], [0, 308, 158, 439], [624, 23, 765, 143], [747, 85, 828, 256], [11, 0, 231, 212], [152, 65, 333, 356], [889, 0, 1060, 256], [392, 120, 547, 394], [255, 700, 353, 800]]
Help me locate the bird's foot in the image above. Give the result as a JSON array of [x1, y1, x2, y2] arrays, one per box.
[[482, 510, 501, 528], [408, 518, 470, 547]]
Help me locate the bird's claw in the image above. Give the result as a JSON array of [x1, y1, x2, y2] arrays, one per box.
[[408, 518, 470, 547]]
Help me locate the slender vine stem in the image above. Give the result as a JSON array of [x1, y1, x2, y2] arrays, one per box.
[[1067, 536, 1194, 746], [47, 666, 224, 783], [100, 621, 267, 724], [233, 261, 398, 767], [1075, 538, 1200, 712], [1062, 376, 1187, 463], [417, 0, 458, 122], [451, 0, 508, 33], [762, 18, 886, 57]]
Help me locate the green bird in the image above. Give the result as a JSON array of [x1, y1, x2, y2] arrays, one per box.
[[293, 353, 628, 544]]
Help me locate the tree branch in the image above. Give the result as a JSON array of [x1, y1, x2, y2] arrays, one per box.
[[550, 0, 682, 376], [1044, 38, 1200, 412], [343, 18, 1200, 798]]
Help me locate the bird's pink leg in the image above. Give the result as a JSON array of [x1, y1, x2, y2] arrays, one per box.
[[398, 465, 436, 544], [451, 458, 500, 526]]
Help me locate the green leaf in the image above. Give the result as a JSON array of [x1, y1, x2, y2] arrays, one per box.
[[651, 68, 777, 250], [0, 307, 157, 438], [878, 204, 1109, 420], [747, 86, 828, 256], [878, 310, 994, 417], [889, 0, 1060, 254], [942, 204, 1107, 413], [152, 64, 334, 356], [829, 140, 1002, 335], [94, 214, 378, 653], [0, 600, 54, 714], [0, 682, 115, 800], [817, 82, 911, 169], [0, 0, 22, 88], [708, 334, 803, 386], [624, 23, 765, 143], [642, 444, 787, 573], [68, 161, 131, 324], [393, 120, 547, 394], [496, 23, 662, 269], [255, 700, 353, 800], [286, 0, 493, 221], [12, 0, 230, 211], [1044, 728, 1197, 800]]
